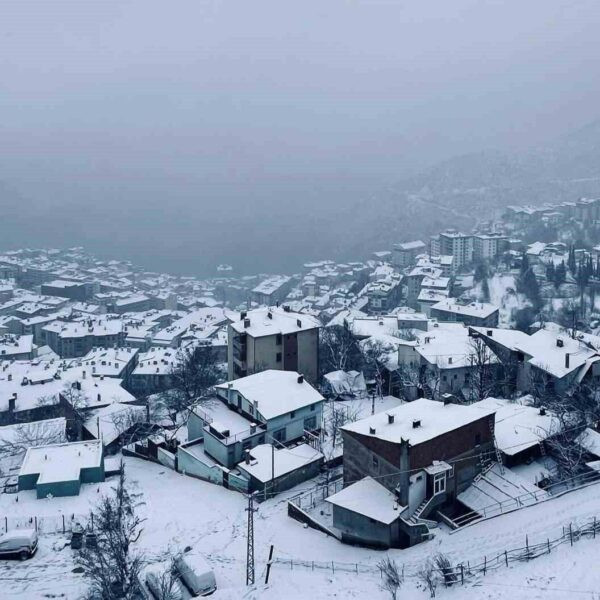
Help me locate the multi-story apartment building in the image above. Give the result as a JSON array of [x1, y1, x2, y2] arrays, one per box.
[[472, 234, 507, 261], [437, 231, 474, 268], [392, 241, 427, 269], [227, 306, 320, 384], [43, 318, 126, 358]]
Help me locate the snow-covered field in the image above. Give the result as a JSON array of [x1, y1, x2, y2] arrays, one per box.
[[3, 456, 600, 598]]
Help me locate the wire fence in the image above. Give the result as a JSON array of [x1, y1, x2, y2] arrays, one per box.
[[269, 515, 600, 585], [1, 513, 93, 535], [289, 478, 343, 512]]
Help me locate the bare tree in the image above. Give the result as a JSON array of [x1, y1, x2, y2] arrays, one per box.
[[378, 557, 403, 600], [77, 468, 145, 600], [417, 559, 439, 598], [545, 423, 587, 482], [146, 556, 182, 600], [170, 344, 221, 405], [153, 344, 221, 447], [466, 337, 495, 402], [109, 407, 148, 448], [0, 420, 66, 458], [361, 338, 393, 398], [319, 323, 362, 379], [433, 553, 457, 587]]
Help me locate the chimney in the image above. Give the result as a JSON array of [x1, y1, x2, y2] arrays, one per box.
[[297, 374, 304, 384], [565, 353, 570, 369], [412, 419, 421, 429], [297, 319, 302, 328], [369, 426, 376, 435], [268, 311, 273, 320], [245, 449, 250, 465], [240, 311, 247, 320], [97, 393, 101, 402], [250, 423, 256, 434], [8, 393, 16, 412], [487, 330, 493, 336], [387, 413, 394, 424], [448, 357, 453, 364], [539, 406, 547, 416], [557, 338, 564, 348], [244, 318, 251, 329]]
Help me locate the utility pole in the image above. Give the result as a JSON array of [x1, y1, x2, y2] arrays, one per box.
[[246, 492, 257, 586], [271, 443, 275, 498]]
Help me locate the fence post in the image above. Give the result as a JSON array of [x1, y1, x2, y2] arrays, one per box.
[[504, 550, 508, 567], [4, 517, 6, 533], [35, 516, 37, 532], [460, 564, 464, 585], [311, 561, 314, 571], [483, 556, 486, 575], [355, 563, 358, 574], [547, 538, 550, 554], [526, 535, 529, 560], [291, 559, 293, 570], [594, 517, 597, 539], [332, 561, 335, 574], [62, 515, 65, 534], [570, 523, 573, 546]]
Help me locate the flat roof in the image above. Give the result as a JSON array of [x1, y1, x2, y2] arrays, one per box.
[[342, 398, 495, 445], [237, 443, 322, 483], [230, 307, 320, 338], [20, 440, 103, 484]]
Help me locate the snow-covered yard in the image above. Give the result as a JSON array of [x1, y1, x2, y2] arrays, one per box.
[[2, 454, 600, 598]]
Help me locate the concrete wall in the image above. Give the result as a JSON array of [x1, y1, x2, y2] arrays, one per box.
[[333, 505, 393, 549]]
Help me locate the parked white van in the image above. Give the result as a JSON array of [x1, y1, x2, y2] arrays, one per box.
[[0, 529, 38, 560], [175, 550, 217, 596]]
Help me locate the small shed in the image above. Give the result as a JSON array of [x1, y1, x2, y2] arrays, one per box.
[[18, 439, 105, 498]]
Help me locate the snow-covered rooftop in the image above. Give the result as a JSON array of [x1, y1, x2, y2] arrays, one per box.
[[216, 370, 324, 420], [238, 443, 322, 483], [229, 307, 320, 337], [19, 439, 103, 485], [326, 476, 403, 524], [342, 397, 495, 445]]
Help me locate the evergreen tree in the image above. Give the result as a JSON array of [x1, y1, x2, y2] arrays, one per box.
[[481, 277, 491, 303], [568, 245, 577, 274], [554, 261, 566, 289]]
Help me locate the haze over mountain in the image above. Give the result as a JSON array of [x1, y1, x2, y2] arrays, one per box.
[[1, 0, 599, 275]]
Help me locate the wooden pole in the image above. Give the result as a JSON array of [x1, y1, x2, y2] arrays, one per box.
[[264, 545, 274, 584]]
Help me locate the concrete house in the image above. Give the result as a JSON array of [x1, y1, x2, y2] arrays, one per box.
[[469, 326, 600, 396], [430, 298, 499, 328], [18, 439, 105, 498], [336, 398, 496, 547], [397, 323, 499, 400], [189, 370, 324, 469], [392, 241, 426, 268], [228, 307, 320, 384]]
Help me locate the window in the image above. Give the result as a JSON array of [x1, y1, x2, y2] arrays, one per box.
[[276, 352, 282, 362], [475, 433, 481, 446], [433, 472, 446, 495], [290, 411, 296, 419], [276, 333, 282, 345], [273, 428, 286, 443], [304, 416, 317, 431], [310, 404, 316, 412]]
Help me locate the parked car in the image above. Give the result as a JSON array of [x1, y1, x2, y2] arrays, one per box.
[[0, 529, 38, 560], [175, 549, 217, 596]]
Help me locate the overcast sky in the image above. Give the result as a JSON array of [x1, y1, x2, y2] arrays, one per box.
[[2, 0, 599, 179], [1, 1, 599, 274]]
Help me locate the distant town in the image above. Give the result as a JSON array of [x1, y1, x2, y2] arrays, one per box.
[[2, 195, 600, 598]]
